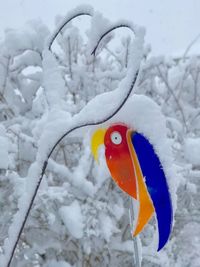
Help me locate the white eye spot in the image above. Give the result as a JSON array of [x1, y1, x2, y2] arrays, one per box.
[[110, 131, 122, 145]]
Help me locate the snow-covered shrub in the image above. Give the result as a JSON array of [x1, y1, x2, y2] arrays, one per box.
[[0, 7, 199, 267]]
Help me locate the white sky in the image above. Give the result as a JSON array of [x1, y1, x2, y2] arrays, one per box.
[[0, 0, 199, 56]]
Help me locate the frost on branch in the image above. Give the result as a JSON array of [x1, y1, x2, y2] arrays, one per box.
[[0, 6, 200, 267]]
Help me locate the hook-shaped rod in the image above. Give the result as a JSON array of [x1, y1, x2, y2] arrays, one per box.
[[91, 24, 135, 55], [47, 23, 140, 165], [47, 11, 93, 51]]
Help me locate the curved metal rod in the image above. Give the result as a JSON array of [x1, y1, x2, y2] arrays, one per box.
[[47, 23, 138, 162], [48, 11, 92, 51], [6, 23, 141, 267], [91, 24, 135, 56], [5, 11, 92, 267]]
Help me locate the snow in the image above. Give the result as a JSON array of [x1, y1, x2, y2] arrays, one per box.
[[99, 212, 118, 242], [76, 25, 144, 124], [4, 29, 33, 56], [3, 20, 49, 56], [186, 182, 197, 194], [0, 4, 193, 266], [184, 138, 200, 166], [111, 200, 124, 220], [0, 125, 9, 169], [90, 93, 178, 213], [24, 21, 144, 210], [46, 4, 93, 49], [90, 93, 179, 251], [0, 19, 179, 264], [86, 11, 113, 55], [174, 222, 200, 267], [112, 240, 137, 253], [59, 200, 84, 239], [11, 51, 42, 71], [42, 49, 66, 108], [43, 260, 72, 267], [166, 117, 183, 134]]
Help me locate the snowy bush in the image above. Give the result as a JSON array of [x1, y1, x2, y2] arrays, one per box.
[[0, 6, 200, 267]]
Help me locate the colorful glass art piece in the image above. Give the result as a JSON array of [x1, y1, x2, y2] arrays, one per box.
[[91, 124, 172, 251]]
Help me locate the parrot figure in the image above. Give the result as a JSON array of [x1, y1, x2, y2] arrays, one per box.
[[91, 123, 173, 251]]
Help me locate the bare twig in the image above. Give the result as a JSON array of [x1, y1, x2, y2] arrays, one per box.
[[183, 33, 200, 61], [67, 37, 73, 79], [105, 46, 122, 67]]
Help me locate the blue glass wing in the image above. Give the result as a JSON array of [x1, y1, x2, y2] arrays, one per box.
[[131, 132, 173, 251]]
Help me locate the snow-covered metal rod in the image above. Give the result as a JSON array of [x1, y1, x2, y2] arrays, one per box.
[[4, 19, 142, 267], [47, 5, 93, 51], [129, 198, 141, 267]]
